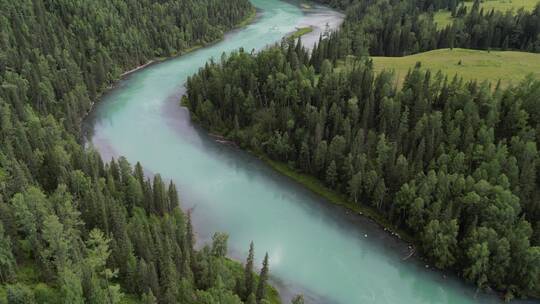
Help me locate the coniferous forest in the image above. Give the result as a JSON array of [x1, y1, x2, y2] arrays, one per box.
[[312, 0, 540, 58], [185, 38, 540, 300], [1, 0, 540, 302], [184, 0, 540, 299], [0, 0, 276, 303]]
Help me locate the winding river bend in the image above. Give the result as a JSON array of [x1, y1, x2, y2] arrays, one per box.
[[83, 1, 529, 303]]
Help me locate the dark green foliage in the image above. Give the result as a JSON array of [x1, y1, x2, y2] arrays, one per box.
[[244, 242, 255, 300], [310, 0, 540, 60], [246, 293, 257, 304], [141, 290, 157, 304], [186, 43, 540, 297], [256, 253, 269, 303], [0, 0, 253, 134], [317, 0, 459, 11], [7, 284, 36, 304], [212, 233, 229, 258], [291, 295, 304, 304], [2, 154, 271, 303], [0, 222, 16, 283], [0, 0, 271, 303]]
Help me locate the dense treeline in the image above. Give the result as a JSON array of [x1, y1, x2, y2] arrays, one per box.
[[1, 153, 271, 304], [0, 0, 276, 303], [0, 0, 253, 133], [185, 43, 540, 299], [317, 0, 459, 12], [310, 0, 540, 58]]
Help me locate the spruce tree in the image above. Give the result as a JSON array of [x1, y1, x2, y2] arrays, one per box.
[[168, 181, 179, 211], [291, 295, 304, 304], [325, 161, 338, 187], [0, 222, 16, 283], [141, 290, 157, 304], [256, 253, 270, 303], [244, 242, 255, 300]]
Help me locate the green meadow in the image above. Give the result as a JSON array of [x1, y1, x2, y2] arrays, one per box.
[[433, 0, 539, 28], [370, 48, 540, 88]]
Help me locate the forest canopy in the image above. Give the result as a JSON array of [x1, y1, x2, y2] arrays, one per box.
[[0, 0, 276, 303], [185, 40, 540, 298], [311, 0, 540, 59]]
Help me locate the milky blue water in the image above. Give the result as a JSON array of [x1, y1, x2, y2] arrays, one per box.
[[85, 1, 528, 303]]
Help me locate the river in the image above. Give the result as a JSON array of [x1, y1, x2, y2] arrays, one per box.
[[83, 1, 533, 303]]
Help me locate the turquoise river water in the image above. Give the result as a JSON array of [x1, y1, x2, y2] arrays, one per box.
[[84, 1, 535, 303]]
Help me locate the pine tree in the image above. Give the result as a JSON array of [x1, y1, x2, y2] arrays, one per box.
[[7, 284, 37, 304], [244, 242, 255, 300], [153, 175, 166, 215], [141, 290, 157, 304], [291, 295, 304, 304], [168, 181, 179, 211], [325, 161, 338, 187], [0, 222, 16, 283], [256, 253, 269, 303], [211, 232, 228, 258], [134, 162, 145, 187], [59, 266, 84, 304], [246, 293, 257, 304], [186, 212, 197, 277]]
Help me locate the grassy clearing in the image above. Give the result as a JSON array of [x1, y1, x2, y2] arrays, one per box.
[[432, 0, 539, 29], [371, 48, 540, 88], [287, 27, 314, 40], [432, 10, 454, 29], [461, 0, 539, 12]]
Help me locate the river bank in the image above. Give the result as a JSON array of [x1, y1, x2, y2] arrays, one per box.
[[80, 5, 283, 303], [193, 121, 417, 255], [191, 85, 533, 303], [287, 26, 314, 40], [82, 7, 259, 142], [83, 0, 518, 302], [258, 155, 415, 243], [116, 7, 258, 81]]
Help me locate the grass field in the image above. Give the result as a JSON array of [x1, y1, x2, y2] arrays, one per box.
[[462, 0, 538, 12], [432, 0, 539, 29], [288, 27, 314, 40], [370, 48, 540, 88], [432, 10, 454, 28]]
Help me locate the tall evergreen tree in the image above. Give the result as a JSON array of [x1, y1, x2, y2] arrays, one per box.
[[244, 242, 255, 300], [256, 253, 270, 303]]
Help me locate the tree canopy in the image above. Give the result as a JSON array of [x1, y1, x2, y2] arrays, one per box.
[[185, 41, 540, 298], [0, 0, 275, 303], [310, 0, 539, 60]]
